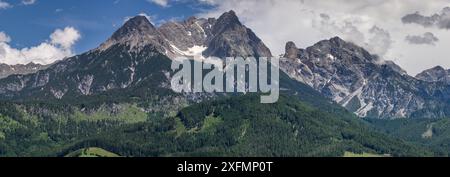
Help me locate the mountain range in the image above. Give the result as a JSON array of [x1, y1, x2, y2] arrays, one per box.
[[0, 63, 48, 79], [281, 37, 450, 119], [2, 11, 448, 119], [0, 10, 449, 157], [0, 11, 270, 103]]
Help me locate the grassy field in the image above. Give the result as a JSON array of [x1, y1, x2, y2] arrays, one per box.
[[65, 147, 120, 157], [343, 151, 389, 157]]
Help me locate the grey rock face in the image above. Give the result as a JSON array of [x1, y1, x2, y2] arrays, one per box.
[[203, 11, 272, 58], [416, 66, 450, 84], [285, 41, 299, 59], [0, 63, 49, 79], [158, 17, 214, 51], [97, 16, 175, 58], [383, 60, 408, 76], [280, 37, 450, 119]]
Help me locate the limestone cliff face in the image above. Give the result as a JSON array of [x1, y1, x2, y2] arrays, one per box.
[[280, 37, 450, 119]]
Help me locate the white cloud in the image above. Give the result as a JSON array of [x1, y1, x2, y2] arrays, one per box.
[[148, 0, 169, 7], [0, 27, 81, 65], [0, 1, 11, 9], [22, 0, 36, 5], [50, 27, 81, 49], [402, 7, 450, 29], [123, 12, 155, 24], [0, 32, 11, 43], [138, 12, 153, 22], [366, 26, 393, 57], [197, 0, 450, 75]]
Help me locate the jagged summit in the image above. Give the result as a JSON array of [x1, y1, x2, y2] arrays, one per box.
[[95, 11, 271, 59], [110, 16, 157, 41], [314, 37, 366, 52], [284, 37, 377, 65], [96, 15, 173, 56], [212, 10, 242, 34], [416, 65, 450, 83], [159, 10, 272, 58], [329, 36, 347, 44], [284, 41, 299, 59], [430, 66, 446, 71], [203, 10, 272, 58]]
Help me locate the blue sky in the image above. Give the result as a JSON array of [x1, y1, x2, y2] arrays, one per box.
[[0, 0, 210, 53]]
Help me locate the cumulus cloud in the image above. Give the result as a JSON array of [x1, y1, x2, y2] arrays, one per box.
[[148, 0, 169, 7], [366, 26, 393, 56], [0, 32, 11, 43], [50, 27, 81, 49], [0, 27, 81, 65], [314, 14, 392, 56], [22, 0, 36, 5], [405, 32, 439, 45], [0, 0, 11, 9], [402, 7, 450, 29], [314, 13, 366, 45]]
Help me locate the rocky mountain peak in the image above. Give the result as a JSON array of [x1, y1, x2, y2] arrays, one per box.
[[285, 41, 299, 59], [430, 66, 446, 71], [212, 10, 242, 34], [97, 15, 173, 56], [329, 36, 347, 45], [314, 36, 360, 51], [382, 60, 408, 75], [307, 36, 377, 65], [416, 65, 450, 83], [111, 16, 157, 41], [219, 10, 239, 23], [203, 10, 272, 58]]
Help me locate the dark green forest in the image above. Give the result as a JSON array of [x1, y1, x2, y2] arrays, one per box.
[[0, 93, 433, 157]]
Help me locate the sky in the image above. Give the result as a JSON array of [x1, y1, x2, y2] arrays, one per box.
[[0, 0, 210, 64], [1, 0, 450, 75]]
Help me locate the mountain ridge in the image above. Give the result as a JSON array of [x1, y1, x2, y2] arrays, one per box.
[[0, 62, 49, 79], [0, 11, 273, 106], [281, 37, 450, 119], [95, 11, 272, 60], [0, 12, 448, 120], [416, 66, 450, 84]]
